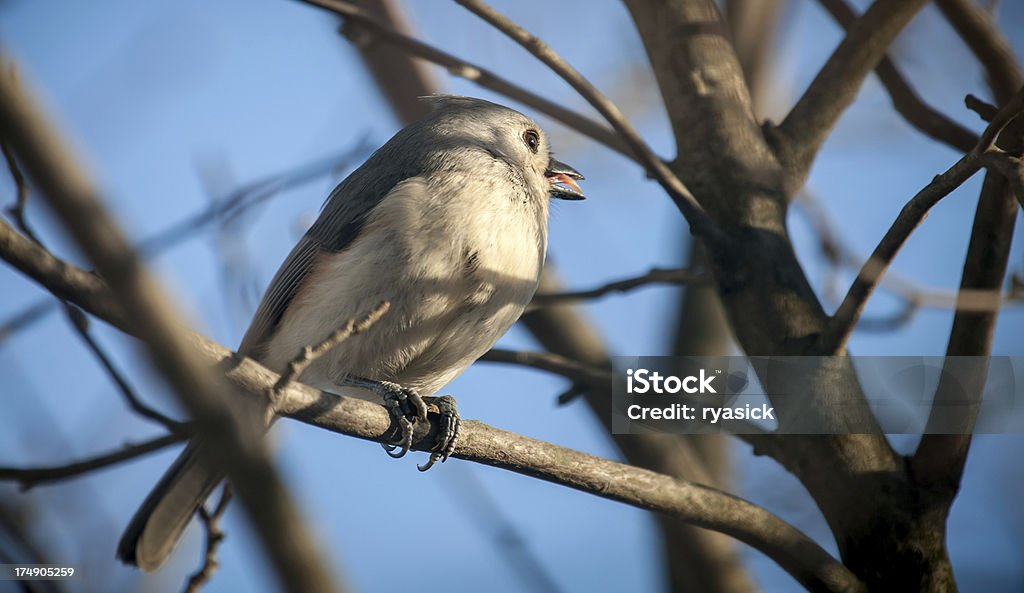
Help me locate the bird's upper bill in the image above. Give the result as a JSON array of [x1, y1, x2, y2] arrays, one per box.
[[545, 158, 585, 200]]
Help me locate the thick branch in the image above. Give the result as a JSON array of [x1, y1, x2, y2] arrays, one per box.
[[0, 209, 863, 593], [0, 63, 344, 593], [776, 0, 929, 186]]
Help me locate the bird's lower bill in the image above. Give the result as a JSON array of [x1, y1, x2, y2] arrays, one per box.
[[547, 173, 585, 200]]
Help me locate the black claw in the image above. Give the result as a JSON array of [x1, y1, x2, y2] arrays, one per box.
[[417, 395, 460, 472]]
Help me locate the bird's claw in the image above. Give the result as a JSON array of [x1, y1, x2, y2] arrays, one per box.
[[417, 395, 460, 471], [377, 381, 427, 459]]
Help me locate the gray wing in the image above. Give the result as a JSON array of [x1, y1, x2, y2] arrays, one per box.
[[238, 167, 413, 357]]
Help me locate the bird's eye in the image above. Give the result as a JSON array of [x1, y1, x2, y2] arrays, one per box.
[[522, 129, 540, 153]]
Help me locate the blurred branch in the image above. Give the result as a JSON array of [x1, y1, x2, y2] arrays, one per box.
[[0, 434, 185, 490], [795, 190, 1020, 315], [529, 267, 709, 306], [816, 0, 978, 153], [2, 142, 38, 242], [0, 60, 345, 593], [479, 348, 610, 386], [935, 0, 1023, 105], [0, 213, 862, 593], [775, 0, 929, 188], [298, 0, 634, 159], [183, 484, 233, 593], [817, 85, 1024, 354], [912, 8, 1024, 506], [453, 0, 725, 243], [0, 144, 367, 344], [440, 468, 566, 593], [64, 305, 188, 431]]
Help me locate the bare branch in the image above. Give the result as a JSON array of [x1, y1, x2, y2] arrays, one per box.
[[274, 301, 391, 392], [64, 305, 188, 431], [183, 484, 233, 593], [452, 0, 724, 243], [0, 212, 863, 593], [298, 0, 634, 160], [530, 267, 708, 306], [1, 142, 37, 242], [815, 0, 978, 153], [775, 0, 929, 185], [795, 190, 1019, 315], [935, 0, 1023, 105], [478, 348, 610, 386], [0, 434, 184, 490], [0, 59, 345, 593], [817, 86, 1024, 354]]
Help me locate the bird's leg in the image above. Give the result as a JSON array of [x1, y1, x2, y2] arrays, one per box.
[[338, 377, 460, 468], [417, 395, 459, 472], [341, 376, 427, 459]]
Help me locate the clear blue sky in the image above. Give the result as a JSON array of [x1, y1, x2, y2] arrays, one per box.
[[1, 1, 1022, 592]]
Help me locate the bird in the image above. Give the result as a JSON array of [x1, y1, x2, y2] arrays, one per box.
[[116, 95, 585, 571]]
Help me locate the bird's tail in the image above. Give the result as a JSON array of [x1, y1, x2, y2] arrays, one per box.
[[116, 441, 224, 572]]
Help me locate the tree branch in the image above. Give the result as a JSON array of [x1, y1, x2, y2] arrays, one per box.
[[0, 434, 185, 490], [452, 0, 724, 243], [297, 0, 634, 160], [0, 60, 345, 593], [935, 0, 1023, 105], [816, 0, 978, 153], [817, 85, 1024, 354], [183, 484, 233, 593], [911, 7, 1023, 503], [529, 267, 709, 306], [0, 204, 864, 593], [775, 0, 930, 187]]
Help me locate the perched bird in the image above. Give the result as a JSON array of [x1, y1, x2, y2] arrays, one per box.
[[117, 96, 584, 571]]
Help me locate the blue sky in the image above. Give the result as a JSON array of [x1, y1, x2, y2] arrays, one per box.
[[1, 1, 1022, 592]]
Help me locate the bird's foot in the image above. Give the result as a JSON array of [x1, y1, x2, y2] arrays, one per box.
[[374, 380, 428, 459], [417, 395, 460, 471]]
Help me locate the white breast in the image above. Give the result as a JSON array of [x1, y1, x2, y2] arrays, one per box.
[[261, 171, 548, 400]]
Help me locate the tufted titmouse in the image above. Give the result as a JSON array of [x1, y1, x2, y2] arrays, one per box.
[[117, 96, 584, 571]]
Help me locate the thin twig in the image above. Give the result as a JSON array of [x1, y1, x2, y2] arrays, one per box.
[[0, 434, 185, 490], [64, 305, 188, 431], [183, 484, 234, 593], [1, 142, 37, 242], [269, 301, 391, 417], [795, 191, 1019, 315], [298, 0, 632, 159], [817, 86, 1024, 354], [0, 218, 861, 593], [452, 0, 724, 243], [815, 0, 978, 153], [530, 267, 708, 306], [479, 348, 610, 386]]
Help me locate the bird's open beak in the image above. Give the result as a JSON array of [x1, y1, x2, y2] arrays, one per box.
[[546, 158, 585, 200]]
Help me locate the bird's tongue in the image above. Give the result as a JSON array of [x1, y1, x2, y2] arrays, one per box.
[[548, 172, 582, 194]]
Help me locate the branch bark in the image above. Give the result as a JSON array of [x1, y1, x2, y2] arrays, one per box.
[[0, 217, 864, 593], [775, 0, 930, 189], [0, 62, 345, 593], [816, 0, 978, 153]]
